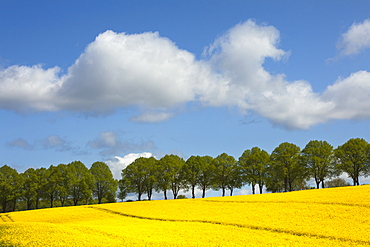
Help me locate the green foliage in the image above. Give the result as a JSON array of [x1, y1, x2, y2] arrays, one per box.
[[196, 156, 214, 198], [270, 142, 305, 192], [334, 138, 370, 185], [90, 162, 118, 204], [239, 147, 269, 194], [122, 157, 158, 201], [212, 153, 238, 196], [0, 165, 21, 213], [158, 155, 186, 199], [1, 137, 370, 213], [68, 161, 95, 206], [301, 140, 337, 189]]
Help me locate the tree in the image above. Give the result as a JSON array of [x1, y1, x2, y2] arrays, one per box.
[[196, 156, 214, 198], [90, 162, 118, 204], [270, 142, 305, 192], [183, 156, 202, 199], [227, 163, 243, 196], [45, 165, 61, 208], [212, 153, 237, 196], [265, 163, 284, 193], [143, 157, 157, 201], [121, 157, 150, 201], [20, 168, 37, 210], [117, 177, 128, 202], [239, 147, 269, 194], [334, 138, 370, 186], [0, 165, 21, 213], [55, 164, 71, 207], [301, 140, 336, 189], [158, 155, 186, 199], [68, 161, 95, 206], [33, 167, 49, 209]]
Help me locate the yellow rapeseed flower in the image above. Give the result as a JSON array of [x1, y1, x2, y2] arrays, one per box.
[[1, 185, 369, 246]]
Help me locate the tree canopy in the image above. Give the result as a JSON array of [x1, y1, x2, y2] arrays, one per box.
[[1, 138, 369, 212]]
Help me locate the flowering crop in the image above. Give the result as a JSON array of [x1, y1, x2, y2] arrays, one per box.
[[1, 185, 369, 246]]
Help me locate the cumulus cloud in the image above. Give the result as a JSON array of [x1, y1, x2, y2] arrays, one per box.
[[323, 71, 370, 120], [88, 131, 156, 156], [1, 19, 370, 129], [106, 152, 153, 179], [337, 19, 370, 56], [0, 65, 61, 112]]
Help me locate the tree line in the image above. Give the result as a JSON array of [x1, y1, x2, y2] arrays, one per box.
[[1, 138, 369, 213], [0, 161, 117, 213]]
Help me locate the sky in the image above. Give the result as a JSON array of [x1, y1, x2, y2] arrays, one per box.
[[1, 1, 370, 198]]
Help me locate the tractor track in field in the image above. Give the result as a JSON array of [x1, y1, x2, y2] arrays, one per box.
[[89, 206, 370, 246], [0, 214, 14, 222]]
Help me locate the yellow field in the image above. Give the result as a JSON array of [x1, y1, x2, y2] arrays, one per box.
[[1, 185, 370, 246]]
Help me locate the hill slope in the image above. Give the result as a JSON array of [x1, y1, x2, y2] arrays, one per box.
[[1, 185, 370, 246]]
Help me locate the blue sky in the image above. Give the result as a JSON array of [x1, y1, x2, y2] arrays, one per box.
[[1, 1, 370, 196]]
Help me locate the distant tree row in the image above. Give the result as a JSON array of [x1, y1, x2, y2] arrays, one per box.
[[118, 138, 370, 201], [0, 161, 117, 213], [1, 138, 369, 212]]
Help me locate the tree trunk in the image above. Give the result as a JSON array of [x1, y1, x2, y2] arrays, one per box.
[[259, 184, 263, 194], [147, 190, 152, 200], [173, 188, 178, 199], [284, 177, 288, 192], [202, 187, 206, 198], [316, 181, 320, 189], [222, 187, 226, 197], [35, 197, 40, 209], [288, 180, 293, 192], [251, 183, 255, 194], [26, 199, 32, 210], [192, 186, 195, 199], [321, 180, 325, 189], [230, 188, 234, 196], [12, 199, 16, 212], [163, 190, 167, 200], [50, 194, 54, 208]]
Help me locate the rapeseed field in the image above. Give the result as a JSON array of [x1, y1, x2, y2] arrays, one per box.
[[1, 185, 369, 246]]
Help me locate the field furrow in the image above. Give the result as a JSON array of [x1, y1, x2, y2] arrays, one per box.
[[90, 205, 370, 246], [0, 185, 369, 246]]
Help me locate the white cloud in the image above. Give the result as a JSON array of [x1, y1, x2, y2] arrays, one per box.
[[337, 19, 370, 56], [88, 131, 156, 156], [202, 20, 334, 129], [0, 65, 61, 112], [130, 111, 174, 123], [1, 20, 370, 129], [323, 71, 370, 120], [57, 30, 211, 112], [106, 152, 153, 179], [88, 131, 118, 149]]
